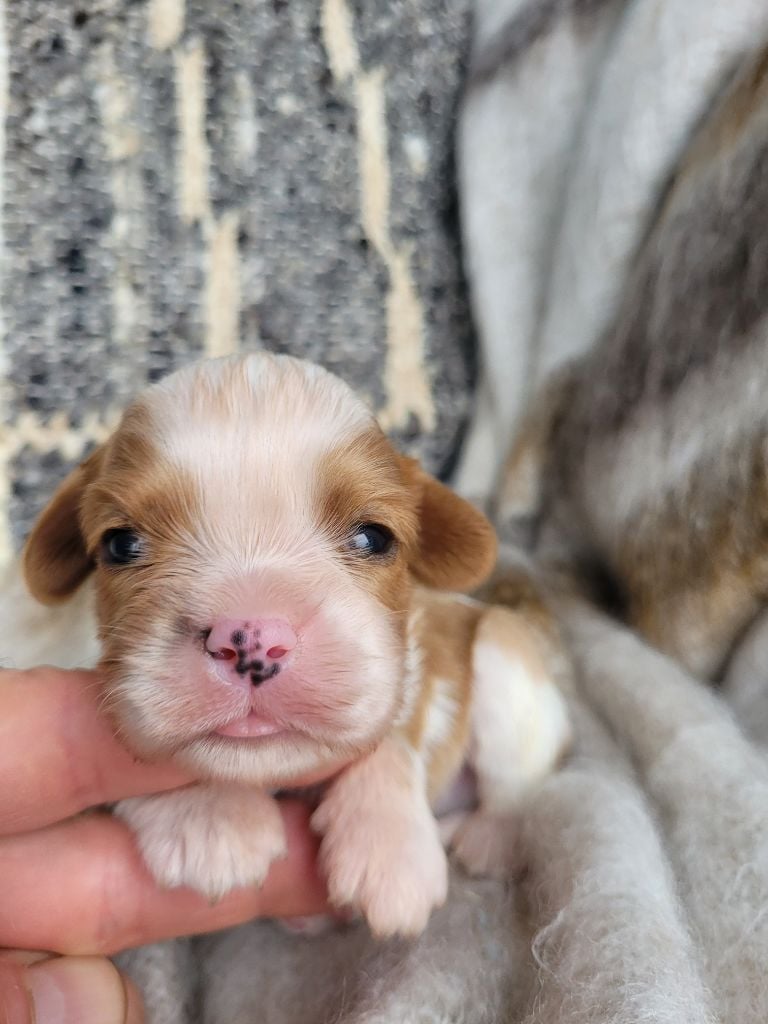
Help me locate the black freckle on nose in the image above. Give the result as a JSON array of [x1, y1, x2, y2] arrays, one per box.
[[254, 642, 262, 651], [251, 663, 281, 686], [231, 629, 246, 647], [233, 651, 265, 676]]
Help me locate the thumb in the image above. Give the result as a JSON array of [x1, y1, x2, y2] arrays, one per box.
[[0, 955, 143, 1023]]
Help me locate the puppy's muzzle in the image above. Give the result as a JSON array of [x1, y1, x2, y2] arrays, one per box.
[[204, 617, 297, 686]]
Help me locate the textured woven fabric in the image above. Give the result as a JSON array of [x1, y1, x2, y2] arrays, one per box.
[[1, 0, 475, 555]]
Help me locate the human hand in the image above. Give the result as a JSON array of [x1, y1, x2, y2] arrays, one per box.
[[0, 667, 328, 1022], [0, 950, 144, 1024]]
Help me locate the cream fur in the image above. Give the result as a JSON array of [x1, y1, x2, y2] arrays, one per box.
[[115, 784, 287, 900], [451, 605, 572, 878], [312, 736, 448, 938], [420, 677, 459, 755], [470, 608, 571, 809]]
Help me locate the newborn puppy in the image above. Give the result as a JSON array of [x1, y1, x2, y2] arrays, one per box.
[[23, 353, 570, 936]]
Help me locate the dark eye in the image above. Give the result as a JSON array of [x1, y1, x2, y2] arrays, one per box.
[[101, 528, 145, 566], [348, 523, 395, 557]]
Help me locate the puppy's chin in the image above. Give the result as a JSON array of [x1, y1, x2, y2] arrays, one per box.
[[175, 730, 373, 787]]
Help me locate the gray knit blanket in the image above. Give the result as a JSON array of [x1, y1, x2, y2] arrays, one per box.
[[5, 1, 768, 1022], [0, 0, 474, 553]]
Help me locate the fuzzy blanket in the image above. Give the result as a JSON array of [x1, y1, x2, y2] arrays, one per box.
[[7, 1, 768, 1021]]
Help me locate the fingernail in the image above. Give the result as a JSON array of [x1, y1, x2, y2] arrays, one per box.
[[25, 967, 66, 1022], [25, 957, 132, 1024]]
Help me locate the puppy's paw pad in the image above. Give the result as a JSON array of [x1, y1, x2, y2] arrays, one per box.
[[116, 788, 287, 900], [451, 810, 518, 880]]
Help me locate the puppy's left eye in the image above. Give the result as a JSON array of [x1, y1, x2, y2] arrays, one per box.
[[101, 528, 145, 566], [348, 524, 394, 557]]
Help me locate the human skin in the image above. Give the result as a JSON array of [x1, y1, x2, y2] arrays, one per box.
[[0, 667, 329, 1023]]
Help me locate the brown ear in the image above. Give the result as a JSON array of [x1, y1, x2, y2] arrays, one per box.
[[22, 447, 105, 605], [400, 457, 497, 592]]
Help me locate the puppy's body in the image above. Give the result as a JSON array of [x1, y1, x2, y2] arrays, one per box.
[[23, 353, 570, 936], [407, 586, 570, 810]]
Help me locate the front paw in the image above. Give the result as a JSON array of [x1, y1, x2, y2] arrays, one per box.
[[312, 801, 448, 938], [116, 786, 287, 901], [450, 810, 519, 880]]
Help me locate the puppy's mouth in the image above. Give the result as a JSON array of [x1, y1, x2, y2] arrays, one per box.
[[212, 709, 286, 739]]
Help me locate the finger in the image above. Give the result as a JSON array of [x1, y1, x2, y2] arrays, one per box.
[[0, 955, 143, 1024], [0, 668, 193, 833], [0, 950, 51, 966], [0, 959, 30, 1022], [0, 802, 327, 955]]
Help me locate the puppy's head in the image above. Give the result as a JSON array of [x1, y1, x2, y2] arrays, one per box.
[[23, 355, 496, 784]]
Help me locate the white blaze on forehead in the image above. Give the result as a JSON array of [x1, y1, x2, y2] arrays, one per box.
[[136, 354, 376, 560], [146, 353, 372, 447]]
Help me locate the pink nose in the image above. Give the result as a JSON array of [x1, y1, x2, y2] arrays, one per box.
[[205, 617, 297, 686]]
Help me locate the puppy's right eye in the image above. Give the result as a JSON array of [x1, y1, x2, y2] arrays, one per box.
[[101, 528, 145, 566]]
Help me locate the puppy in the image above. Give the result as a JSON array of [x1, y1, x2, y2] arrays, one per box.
[[23, 353, 571, 937]]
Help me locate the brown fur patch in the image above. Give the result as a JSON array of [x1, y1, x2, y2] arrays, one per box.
[[316, 427, 420, 617], [398, 456, 498, 593], [478, 604, 555, 687], [401, 590, 480, 800], [22, 446, 106, 604]]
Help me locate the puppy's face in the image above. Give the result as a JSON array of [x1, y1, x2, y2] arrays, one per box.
[[24, 355, 496, 785]]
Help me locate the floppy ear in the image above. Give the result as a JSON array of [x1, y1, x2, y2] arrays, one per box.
[[400, 457, 497, 592], [22, 446, 105, 605]]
